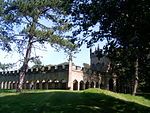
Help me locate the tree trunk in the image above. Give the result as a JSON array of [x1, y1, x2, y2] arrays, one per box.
[[16, 36, 33, 92], [132, 58, 139, 95]]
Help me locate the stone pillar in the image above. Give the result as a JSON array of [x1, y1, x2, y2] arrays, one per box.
[[104, 73, 110, 90], [113, 78, 117, 92], [4, 82, 7, 89], [0, 82, 3, 89], [7, 82, 11, 89], [81, 83, 85, 90], [45, 82, 48, 89], [68, 57, 73, 90], [77, 82, 80, 91], [39, 82, 42, 89], [94, 81, 96, 88]]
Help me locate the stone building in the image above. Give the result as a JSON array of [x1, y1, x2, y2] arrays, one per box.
[[0, 47, 118, 91], [0, 60, 101, 90]]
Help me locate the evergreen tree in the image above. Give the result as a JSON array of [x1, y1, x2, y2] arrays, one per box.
[[0, 0, 75, 92]]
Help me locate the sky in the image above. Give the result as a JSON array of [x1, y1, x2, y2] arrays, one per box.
[[0, 43, 90, 69], [0, 11, 106, 70], [0, 41, 106, 70]]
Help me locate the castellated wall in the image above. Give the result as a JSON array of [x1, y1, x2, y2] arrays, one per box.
[[0, 62, 118, 92], [0, 64, 70, 90], [0, 64, 69, 82]]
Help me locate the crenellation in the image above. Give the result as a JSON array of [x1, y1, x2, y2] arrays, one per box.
[[45, 66, 49, 71], [76, 66, 81, 70], [4, 71, 7, 74], [51, 66, 55, 72], [58, 65, 63, 70], [31, 68, 34, 72], [28, 69, 31, 73], [64, 64, 69, 70], [36, 68, 39, 72], [17, 70, 20, 73], [0, 58, 121, 93], [33, 68, 37, 72], [55, 65, 58, 69], [47, 66, 51, 70], [62, 65, 65, 69]]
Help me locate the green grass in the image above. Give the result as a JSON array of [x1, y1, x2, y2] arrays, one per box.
[[0, 89, 150, 113]]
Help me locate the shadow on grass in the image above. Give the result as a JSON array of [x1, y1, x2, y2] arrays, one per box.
[[136, 93, 150, 100], [0, 89, 16, 93], [0, 91, 150, 113]]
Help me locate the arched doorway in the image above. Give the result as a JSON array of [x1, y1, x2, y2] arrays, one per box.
[[12, 81, 16, 89], [61, 80, 67, 89], [109, 78, 114, 91], [26, 81, 30, 89], [73, 80, 78, 90], [85, 81, 89, 89], [48, 80, 52, 89], [79, 81, 84, 90], [90, 81, 94, 88], [54, 80, 59, 89], [36, 80, 40, 89], [96, 82, 99, 88], [42, 80, 47, 89]]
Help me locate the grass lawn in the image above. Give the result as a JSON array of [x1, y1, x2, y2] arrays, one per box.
[[0, 88, 150, 113]]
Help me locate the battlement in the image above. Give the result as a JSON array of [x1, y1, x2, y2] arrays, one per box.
[[72, 65, 82, 71], [0, 64, 69, 76]]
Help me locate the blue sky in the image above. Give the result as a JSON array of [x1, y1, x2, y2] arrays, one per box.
[[0, 40, 106, 70], [0, 14, 106, 70]]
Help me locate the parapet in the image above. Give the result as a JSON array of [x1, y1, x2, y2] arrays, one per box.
[[0, 64, 69, 76], [72, 65, 82, 71]]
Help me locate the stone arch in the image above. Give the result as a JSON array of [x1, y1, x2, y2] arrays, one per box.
[[42, 80, 48, 89], [25, 81, 30, 89], [2, 82, 5, 89], [30, 81, 34, 89], [109, 78, 114, 91], [73, 80, 78, 90], [10, 81, 13, 89], [79, 81, 84, 90], [4, 81, 8, 89], [1, 82, 4, 89], [61, 79, 67, 89], [96, 82, 99, 88], [85, 81, 89, 89], [100, 83, 103, 89], [48, 80, 52, 89], [12, 81, 16, 89], [36, 80, 40, 89], [53, 79, 60, 89], [7, 81, 11, 89], [1, 81, 4, 89], [90, 81, 94, 88]]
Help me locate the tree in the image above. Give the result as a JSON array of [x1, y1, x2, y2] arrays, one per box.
[[0, 62, 14, 71], [1, 0, 75, 92], [71, 0, 150, 95], [0, 0, 12, 52]]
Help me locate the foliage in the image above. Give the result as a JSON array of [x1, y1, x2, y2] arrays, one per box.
[[70, 0, 150, 93], [0, 89, 150, 113], [0, 0, 12, 51], [0, 0, 76, 91], [0, 62, 14, 71]]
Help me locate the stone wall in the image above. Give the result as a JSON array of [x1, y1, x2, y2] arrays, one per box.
[[0, 64, 69, 90]]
